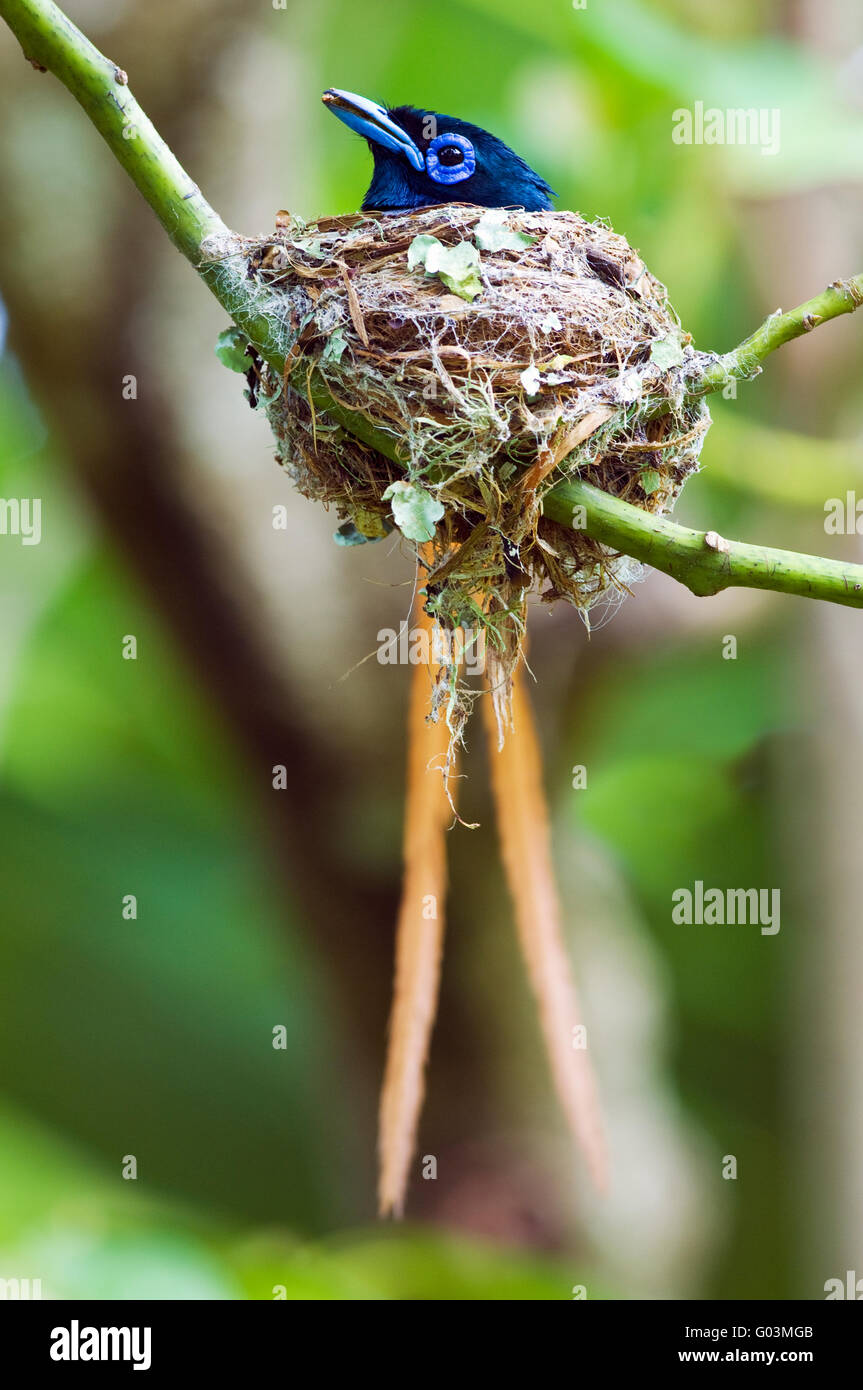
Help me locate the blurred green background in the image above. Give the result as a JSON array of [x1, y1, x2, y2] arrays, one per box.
[[0, 0, 861, 1299]]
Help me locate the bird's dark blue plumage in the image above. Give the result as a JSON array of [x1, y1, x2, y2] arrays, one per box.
[[322, 89, 556, 213]]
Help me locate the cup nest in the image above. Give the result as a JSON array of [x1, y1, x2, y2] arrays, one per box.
[[230, 204, 710, 743]]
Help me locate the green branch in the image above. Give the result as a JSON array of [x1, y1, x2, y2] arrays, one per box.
[[2, 0, 863, 610], [543, 481, 863, 608], [689, 275, 863, 399]]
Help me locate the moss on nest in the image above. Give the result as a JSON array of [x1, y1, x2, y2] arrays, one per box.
[[229, 204, 710, 742]]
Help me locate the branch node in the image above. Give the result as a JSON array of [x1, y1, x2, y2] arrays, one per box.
[[835, 277, 863, 308], [704, 530, 731, 554]]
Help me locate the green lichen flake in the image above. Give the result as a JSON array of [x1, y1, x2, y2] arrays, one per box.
[[334, 507, 392, 545], [382, 480, 445, 542], [321, 326, 348, 364], [474, 209, 536, 253], [649, 332, 685, 369], [214, 326, 250, 373], [407, 234, 482, 301]]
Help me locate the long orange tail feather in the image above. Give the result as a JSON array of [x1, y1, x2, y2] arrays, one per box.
[[482, 666, 608, 1191], [378, 596, 454, 1217]]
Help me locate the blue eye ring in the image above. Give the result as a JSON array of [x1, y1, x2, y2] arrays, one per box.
[[426, 132, 476, 184]]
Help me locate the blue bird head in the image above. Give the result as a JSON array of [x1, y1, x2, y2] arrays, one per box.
[[322, 89, 556, 213]]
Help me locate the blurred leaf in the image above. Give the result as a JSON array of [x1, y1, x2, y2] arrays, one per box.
[[0, 1105, 593, 1300], [0, 355, 46, 476], [706, 406, 863, 507], [574, 641, 790, 768], [579, 753, 741, 896], [234, 1230, 593, 1301], [0, 1102, 240, 1297], [462, 0, 863, 192], [0, 558, 360, 1230], [568, 640, 791, 1037]]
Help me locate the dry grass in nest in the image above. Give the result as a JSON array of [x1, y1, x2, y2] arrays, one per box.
[[228, 204, 710, 743]]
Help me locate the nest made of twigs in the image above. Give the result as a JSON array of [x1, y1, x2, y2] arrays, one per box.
[[220, 204, 710, 743]]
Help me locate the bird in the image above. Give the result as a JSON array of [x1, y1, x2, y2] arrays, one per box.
[[322, 89, 605, 1219], [322, 88, 555, 213]]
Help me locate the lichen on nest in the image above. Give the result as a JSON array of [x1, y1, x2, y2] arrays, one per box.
[[220, 203, 710, 745]]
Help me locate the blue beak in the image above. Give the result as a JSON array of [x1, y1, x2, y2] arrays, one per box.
[[322, 88, 425, 172]]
